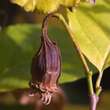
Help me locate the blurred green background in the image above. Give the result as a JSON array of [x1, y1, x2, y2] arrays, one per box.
[[0, 0, 110, 110]]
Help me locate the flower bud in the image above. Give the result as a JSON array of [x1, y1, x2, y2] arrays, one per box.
[[29, 14, 61, 105]]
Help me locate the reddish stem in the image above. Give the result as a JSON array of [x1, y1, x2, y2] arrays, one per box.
[[90, 94, 99, 110]]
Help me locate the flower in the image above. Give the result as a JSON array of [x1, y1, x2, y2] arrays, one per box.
[[29, 14, 61, 105]]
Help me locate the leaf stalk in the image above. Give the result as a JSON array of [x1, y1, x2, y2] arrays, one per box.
[[54, 13, 94, 96]]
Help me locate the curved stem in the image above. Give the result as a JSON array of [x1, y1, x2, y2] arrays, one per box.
[[95, 71, 103, 96], [54, 13, 90, 72], [54, 13, 94, 95], [96, 46, 110, 96], [42, 13, 53, 41]]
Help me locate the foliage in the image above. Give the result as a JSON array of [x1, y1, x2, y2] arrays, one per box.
[[0, 24, 86, 92], [0, 0, 109, 95], [67, 1, 110, 72]]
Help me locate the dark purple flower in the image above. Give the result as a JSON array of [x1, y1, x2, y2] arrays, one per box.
[[29, 14, 61, 105]]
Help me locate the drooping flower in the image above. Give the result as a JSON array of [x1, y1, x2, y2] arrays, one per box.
[[29, 14, 61, 105]]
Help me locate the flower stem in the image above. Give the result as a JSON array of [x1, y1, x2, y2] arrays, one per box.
[[95, 46, 110, 96], [54, 13, 94, 95], [95, 72, 103, 96]]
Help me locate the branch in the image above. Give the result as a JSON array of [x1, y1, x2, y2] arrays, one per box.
[[54, 13, 94, 95]]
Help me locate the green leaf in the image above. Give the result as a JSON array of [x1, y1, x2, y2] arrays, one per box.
[[1, 0, 110, 92], [0, 24, 90, 92], [67, 0, 110, 72], [11, 0, 60, 13]]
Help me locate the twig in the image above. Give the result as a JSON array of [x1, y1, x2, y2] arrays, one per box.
[[54, 13, 94, 95], [96, 46, 110, 96]]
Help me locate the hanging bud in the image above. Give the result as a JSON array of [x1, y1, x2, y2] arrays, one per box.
[[29, 14, 61, 105]]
